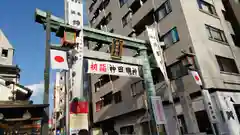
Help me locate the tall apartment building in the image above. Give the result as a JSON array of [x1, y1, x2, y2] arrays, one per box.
[[86, 0, 240, 135]]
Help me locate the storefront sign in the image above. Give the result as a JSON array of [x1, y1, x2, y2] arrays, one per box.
[[87, 59, 140, 77], [151, 96, 166, 125], [70, 113, 88, 134]]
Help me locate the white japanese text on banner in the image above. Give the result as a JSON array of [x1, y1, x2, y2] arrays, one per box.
[[87, 59, 140, 77]]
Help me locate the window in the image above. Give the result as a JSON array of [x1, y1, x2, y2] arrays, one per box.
[[155, 0, 172, 21], [120, 125, 134, 135], [102, 92, 113, 106], [89, 3, 94, 13], [120, 125, 134, 134], [122, 12, 132, 27], [90, 17, 96, 26], [131, 80, 144, 96], [205, 25, 227, 43], [216, 55, 239, 73], [114, 91, 122, 103], [119, 0, 128, 7], [94, 75, 119, 92], [1, 49, 8, 57], [130, 1, 141, 14], [160, 27, 179, 48], [231, 34, 240, 47], [95, 100, 103, 112], [105, 13, 112, 25], [151, 68, 164, 84], [197, 0, 217, 16], [167, 62, 188, 80]]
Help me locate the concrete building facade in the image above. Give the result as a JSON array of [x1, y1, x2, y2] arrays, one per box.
[[86, 0, 240, 135], [53, 71, 66, 130], [0, 29, 31, 101]]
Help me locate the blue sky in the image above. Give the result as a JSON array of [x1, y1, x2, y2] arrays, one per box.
[[0, 0, 88, 113]]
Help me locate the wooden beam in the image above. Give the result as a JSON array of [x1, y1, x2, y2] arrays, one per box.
[[35, 8, 147, 50], [83, 48, 143, 65]]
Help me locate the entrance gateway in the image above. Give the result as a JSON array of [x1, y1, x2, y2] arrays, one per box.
[[35, 8, 169, 135]]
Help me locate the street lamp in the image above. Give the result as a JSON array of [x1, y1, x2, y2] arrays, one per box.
[[177, 50, 195, 69]]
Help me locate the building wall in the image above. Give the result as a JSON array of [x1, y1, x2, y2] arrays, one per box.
[[180, 0, 240, 90], [87, 0, 240, 125], [0, 30, 14, 65], [228, 0, 240, 25], [0, 84, 12, 101]]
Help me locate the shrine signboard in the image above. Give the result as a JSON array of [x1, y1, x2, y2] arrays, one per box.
[[87, 59, 140, 77], [110, 39, 123, 59]]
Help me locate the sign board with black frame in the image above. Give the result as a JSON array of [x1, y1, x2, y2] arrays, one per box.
[[110, 39, 123, 59]]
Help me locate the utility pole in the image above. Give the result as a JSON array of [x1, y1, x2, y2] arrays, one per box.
[[64, 70, 70, 135], [42, 12, 51, 135]]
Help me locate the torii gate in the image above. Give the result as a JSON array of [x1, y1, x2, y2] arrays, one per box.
[[34, 8, 167, 135]]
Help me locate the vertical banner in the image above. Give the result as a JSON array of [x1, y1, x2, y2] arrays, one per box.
[[216, 92, 240, 135], [66, 0, 87, 133], [150, 96, 167, 125], [146, 26, 173, 102], [67, 0, 84, 98]]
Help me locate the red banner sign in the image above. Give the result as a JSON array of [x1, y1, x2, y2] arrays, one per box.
[[70, 101, 88, 114]]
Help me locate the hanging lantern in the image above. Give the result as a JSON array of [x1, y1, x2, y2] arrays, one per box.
[[61, 30, 77, 47], [177, 52, 195, 68]]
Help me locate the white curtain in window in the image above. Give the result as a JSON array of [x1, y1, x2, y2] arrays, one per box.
[[210, 28, 222, 41]]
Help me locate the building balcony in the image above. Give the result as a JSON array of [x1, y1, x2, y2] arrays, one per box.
[[131, 0, 153, 27], [120, 24, 133, 37], [92, 0, 102, 16], [91, 11, 105, 28]]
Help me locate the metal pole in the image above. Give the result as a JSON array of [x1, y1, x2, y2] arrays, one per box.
[[41, 12, 51, 135], [65, 70, 70, 135], [64, 1, 70, 134], [139, 48, 159, 135]]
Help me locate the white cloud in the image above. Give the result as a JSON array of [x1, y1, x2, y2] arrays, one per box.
[[26, 81, 54, 104]]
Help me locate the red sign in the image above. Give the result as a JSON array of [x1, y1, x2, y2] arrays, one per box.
[[70, 101, 88, 114]]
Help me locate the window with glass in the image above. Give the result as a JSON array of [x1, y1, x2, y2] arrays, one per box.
[[155, 0, 172, 21], [114, 91, 122, 103], [105, 13, 112, 25], [197, 0, 217, 16], [89, 3, 94, 13], [160, 27, 179, 48], [131, 80, 144, 96], [122, 12, 132, 27], [120, 125, 134, 135], [119, 0, 128, 7], [94, 75, 119, 92], [1, 49, 8, 57], [102, 92, 113, 106], [216, 55, 239, 73], [205, 25, 227, 43]]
